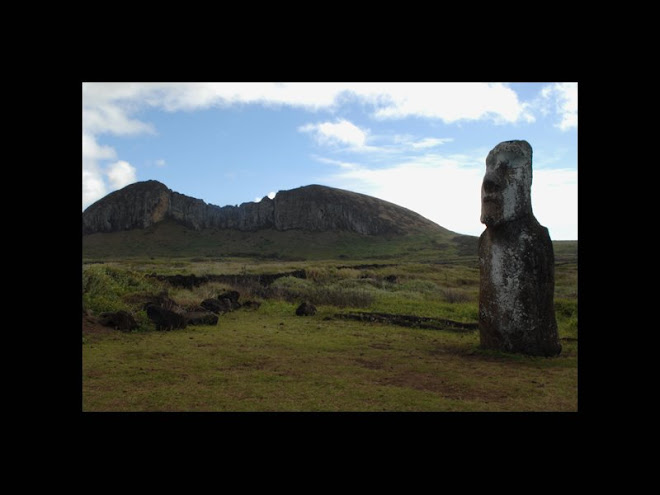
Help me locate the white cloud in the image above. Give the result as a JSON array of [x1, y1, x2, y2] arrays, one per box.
[[360, 83, 535, 123], [409, 137, 454, 149], [152, 82, 350, 111], [532, 168, 578, 240], [313, 155, 361, 170], [83, 83, 156, 137], [83, 82, 537, 141], [540, 83, 577, 131], [324, 154, 486, 236], [82, 132, 117, 161], [82, 133, 115, 208], [155, 159, 166, 167], [299, 119, 368, 149], [301, 122, 456, 157], [322, 152, 577, 239], [106, 160, 137, 189], [82, 166, 107, 209]]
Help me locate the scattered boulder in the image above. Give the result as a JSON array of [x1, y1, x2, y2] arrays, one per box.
[[99, 310, 138, 331], [217, 290, 240, 303], [219, 298, 237, 312], [146, 292, 185, 313], [296, 302, 317, 316], [218, 290, 242, 310], [145, 303, 187, 331], [384, 275, 398, 284], [201, 298, 226, 314], [184, 311, 219, 326]]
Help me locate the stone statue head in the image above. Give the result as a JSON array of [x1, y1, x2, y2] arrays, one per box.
[[480, 140, 533, 227]]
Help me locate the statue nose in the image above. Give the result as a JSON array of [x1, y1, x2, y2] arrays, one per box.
[[482, 176, 500, 193]]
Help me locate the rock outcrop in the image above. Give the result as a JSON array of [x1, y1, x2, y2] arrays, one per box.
[[145, 303, 187, 331], [82, 181, 445, 236], [295, 302, 317, 316]]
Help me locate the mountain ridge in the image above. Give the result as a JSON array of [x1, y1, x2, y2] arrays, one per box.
[[82, 180, 451, 237]]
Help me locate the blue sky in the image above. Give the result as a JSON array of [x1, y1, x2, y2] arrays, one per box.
[[83, 82, 577, 239]]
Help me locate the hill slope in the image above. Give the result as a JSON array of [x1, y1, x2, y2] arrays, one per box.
[[82, 181, 449, 236]]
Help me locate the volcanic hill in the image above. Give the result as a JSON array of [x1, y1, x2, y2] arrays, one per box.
[[82, 180, 478, 260], [83, 180, 448, 236]]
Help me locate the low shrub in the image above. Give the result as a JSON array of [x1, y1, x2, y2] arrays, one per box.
[[268, 276, 374, 308], [82, 265, 163, 325]]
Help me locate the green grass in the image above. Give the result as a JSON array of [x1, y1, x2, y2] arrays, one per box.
[[82, 219, 467, 262], [82, 255, 577, 412], [83, 218, 576, 265], [83, 300, 577, 412]]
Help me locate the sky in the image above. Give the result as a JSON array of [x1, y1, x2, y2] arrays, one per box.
[[82, 82, 577, 239]]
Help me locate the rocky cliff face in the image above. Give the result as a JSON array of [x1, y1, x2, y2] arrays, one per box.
[[82, 180, 445, 236]]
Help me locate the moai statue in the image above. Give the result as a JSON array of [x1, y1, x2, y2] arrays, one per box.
[[478, 140, 562, 356]]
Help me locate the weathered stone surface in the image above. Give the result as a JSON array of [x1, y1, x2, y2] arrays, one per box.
[[478, 140, 561, 357], [145, 303, 187, 331], [83, 181, 444, 236], [184, 311, 219, 326], [99, 310, 138, 331], [296, 302, 317, 316]]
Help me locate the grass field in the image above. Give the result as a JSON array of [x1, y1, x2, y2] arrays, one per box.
[[82, 250, 577, 412]]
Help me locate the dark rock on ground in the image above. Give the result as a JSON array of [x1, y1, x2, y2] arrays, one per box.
[[217, 290, 241, 310], [201, 298, 226, 314], [184, 311, 219, 326], [242, 300, 261, 310], [99, 310, 138, 331], [384, 275, 398, 283], [219, 298, 237, 312], [296, 302, 317, 316], [217, 290, 240, 303], [145, 303, 187, 331], [145, 292, 185, 313]]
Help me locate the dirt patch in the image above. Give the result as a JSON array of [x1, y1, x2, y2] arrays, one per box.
[[378, 371, 508, 402], [369, 343, 393, 350], [354, 357, 388, 370]]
